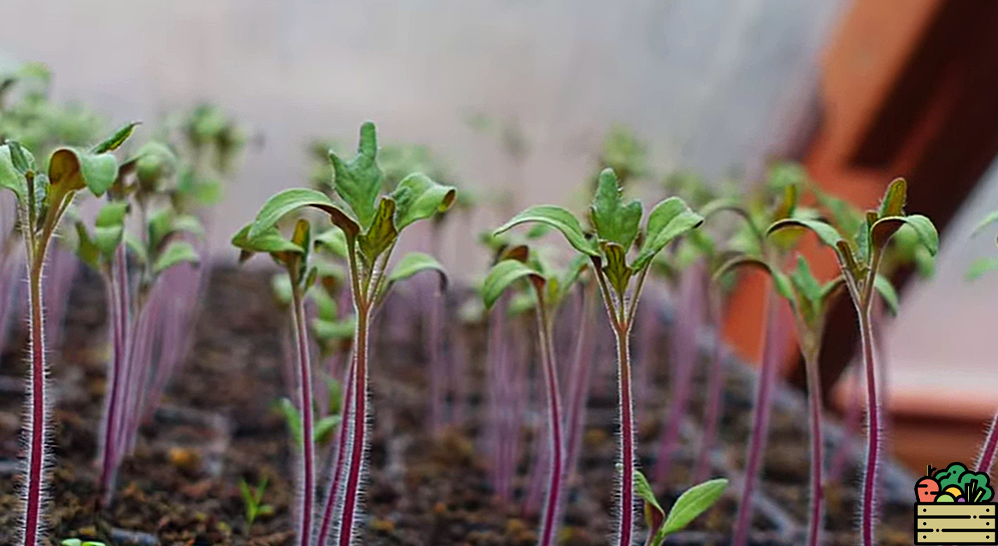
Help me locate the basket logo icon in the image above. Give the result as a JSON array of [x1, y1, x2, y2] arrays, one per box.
[[915, 462, 996, 544]]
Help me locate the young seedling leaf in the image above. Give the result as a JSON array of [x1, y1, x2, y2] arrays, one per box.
[[660, 478, 728, 535], [495, 205, 598, 256], [967, 257, 998, 281], [358, 197, 397, 263], [482, 259, 544, 309], [314, 227, 349, 258], [312, 317, 356, 342], [973, 210, 998, 236], [91, 121, 141, 154], [0, 144, 28, 201], [391, 172, 457, 229], [712, 255, 794, 302], [870, 215, 938, 256], [590, 168, 642, 249], [248, 188, 359, 239], [48, 147, 118, 196], [873, 274, 899, 315], [634, 470, 665, 543], [232, 224, 304, 258], [134, 141, 178, 189], [767, 218, 842, 248], [93, 201, 129, 256], [153, 240, 199, 275], [878, 178, 906, 218], [601, 241, 632, 296], [633, 196, 704, 270], [386, 252, 447, 289], [330, 121, 384, 230]]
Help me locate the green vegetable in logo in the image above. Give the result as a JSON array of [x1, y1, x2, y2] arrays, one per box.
[[935, 462, 994, 503]]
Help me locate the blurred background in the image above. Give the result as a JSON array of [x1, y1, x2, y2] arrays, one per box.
[[5, 0, 998, 474]]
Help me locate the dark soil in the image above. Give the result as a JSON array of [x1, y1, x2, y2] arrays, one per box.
[[0, 267, 915, 545]]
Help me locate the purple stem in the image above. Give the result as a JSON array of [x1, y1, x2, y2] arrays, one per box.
[[858, 300, 880, 546], [316, 349, 357, 546], [564, 285, 596, 482], [22, 251, 50, 546], [732, 286, 784, 546], [142, 265, 202, 421], [99, 245, 130, 504], [428, 278, 445, 434], [801, 347, 825, 546], [291, 280, 316, 546], [122, 291, 164, 455], [486, 297, 513, 502], [653, 265, 704, 482], [976, 410, 998, 475], [693, 289, 725, 483], [534, 294, 565, 546], [336, 299, 370, 546]]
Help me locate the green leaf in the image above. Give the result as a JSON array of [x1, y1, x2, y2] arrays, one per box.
[[766, 218, 842, 248], [276, 398, 303, 446], [589, 168, 642, 249], [232, 224, 304, 259], [495, 205, 597, 256], [48, 147, 118, 196], [878, 178, 906, 218], [93, 201, 129, 256], [870, 214, 938, 256], [134, 141, 178, 189], [72, 221, 101, 270], [712, 255, 793, 302], [790, 256, 823, 303], [633, 197, 704, 270], [330, 121, 384, 229], [967, 257, 998, 282], [315, 414, 342, 445], [91, 121, 140, 154], [314, 228, 349, 258], [358, 197, 398, 263], [661, 478, 728, 535], [601, 242, 632, 297], [247, 188, 359, 240], [271, 272, 293, 306], [153, 241, 199, 275], [482, 259, 544, 310], [386, 252, 447, 289], [0, 144, 28, 201], [973, 210, 998, 235], [634, 470, 665, 544], [873, 274, 899, 315], [391, 173, 457, 229], [312, 317, 356, 342], [309, 285, 338, 321]]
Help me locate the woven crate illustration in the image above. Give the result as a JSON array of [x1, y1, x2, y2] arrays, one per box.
[[915, 503, 998, 544]]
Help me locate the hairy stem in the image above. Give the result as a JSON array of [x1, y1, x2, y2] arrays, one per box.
[[337, 302, 370, 546], [291, 281, 316, 546], [22, 258, 48, 546], [316, 349, 357, 546], [732, 286, 781, 546], [858, 303, 879, 546], [976, 410, 998, 475], [535, 295, 565, 546], [612, 320, 635, 546], [694, 288, 724, 483]]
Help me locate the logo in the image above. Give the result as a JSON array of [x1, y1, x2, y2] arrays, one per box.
[[915, 462, 996, 544]]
